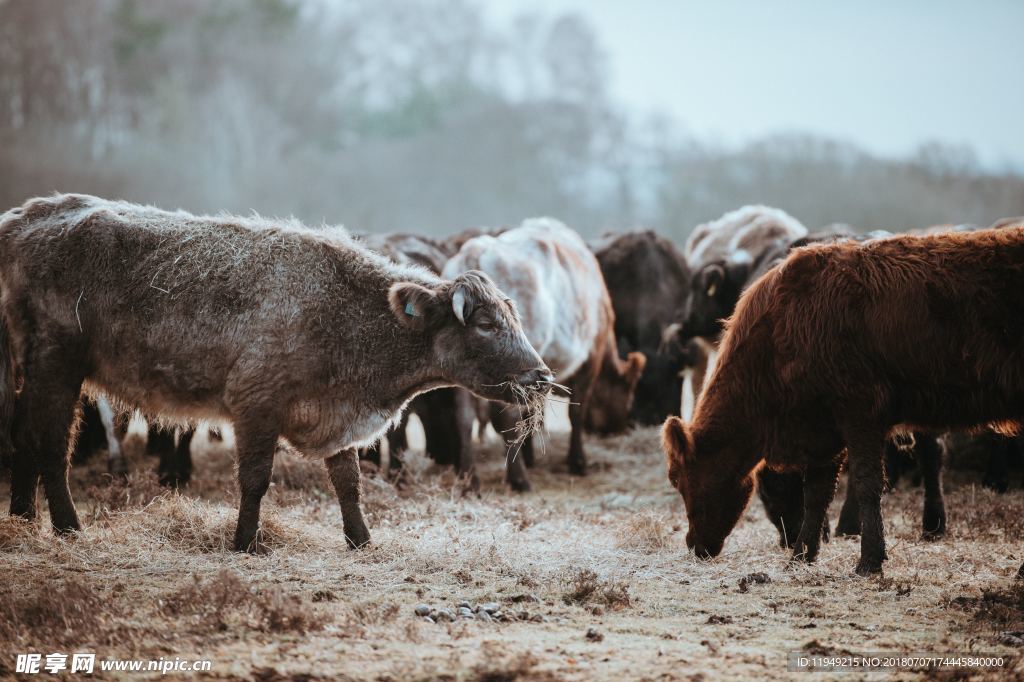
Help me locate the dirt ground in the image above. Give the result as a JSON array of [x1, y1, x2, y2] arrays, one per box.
[[1, 412, 1023, 681]]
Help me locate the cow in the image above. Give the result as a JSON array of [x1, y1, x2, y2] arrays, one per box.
[[0, 194, 551, 552], [586, 230, 693, 432], [681, 205, 808, 344], [713, 227, 948, 546], [663, 226, 1024, 575], [443, 218, 645, 491]]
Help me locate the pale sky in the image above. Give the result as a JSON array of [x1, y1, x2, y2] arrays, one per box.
[[481, 0, 1024, 170]]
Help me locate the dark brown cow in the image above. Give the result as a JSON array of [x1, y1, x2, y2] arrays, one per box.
[[0, 194, 551, 552], [587, 230, 694, 432], [664, 227, 1024, 575]]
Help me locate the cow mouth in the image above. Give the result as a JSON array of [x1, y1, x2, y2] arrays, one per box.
[[509, 367, 556, 392]]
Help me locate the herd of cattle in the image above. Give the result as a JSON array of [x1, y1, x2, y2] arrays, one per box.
[[0, 194, 1022, 578]]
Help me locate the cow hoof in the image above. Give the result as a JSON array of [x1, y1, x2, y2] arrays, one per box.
[[921, 529, 945, 541], [52, 521, 82, 536], [159, 472, 189, 489], [508, 478, 532, 493], [982, 475, 1009, 494], [345, 525, 371, 549], [855, 559, 883, 576], [922, 506, 946, 539], [234, 529, 269, 554], [791, 544, 818, 564], [568, 461, 587, 477], [107, 456, 129, 478]]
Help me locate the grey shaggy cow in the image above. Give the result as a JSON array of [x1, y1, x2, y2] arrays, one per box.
[[0, 194, 551, 552]]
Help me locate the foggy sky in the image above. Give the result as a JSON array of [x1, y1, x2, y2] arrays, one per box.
[[481, 0, 1024, 170]]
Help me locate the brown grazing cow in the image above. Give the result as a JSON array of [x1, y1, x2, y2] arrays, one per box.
[[664, 226, 1024, 575], [0, 194, 551, 552]]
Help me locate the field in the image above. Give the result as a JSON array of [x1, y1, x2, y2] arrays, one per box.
[[1, 410, 1023, 681]]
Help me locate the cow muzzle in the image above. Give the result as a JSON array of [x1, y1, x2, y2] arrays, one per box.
[[510, 367, 555, 392]]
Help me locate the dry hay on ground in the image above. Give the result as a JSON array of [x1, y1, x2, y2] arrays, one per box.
[[0, 420, 1022, 680]]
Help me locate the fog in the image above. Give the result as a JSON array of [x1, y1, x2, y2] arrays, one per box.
[[1, 0, 1021, 240]]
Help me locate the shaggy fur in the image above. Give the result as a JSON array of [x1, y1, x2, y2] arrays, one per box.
[[664, 226, 1024, 575], [0, 194, 549, 552]]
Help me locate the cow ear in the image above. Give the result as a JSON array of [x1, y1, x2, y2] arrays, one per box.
[[389, 282, 438, 330], [663, 416, 694, 464], [702, 264, 725, 297], [663, 416, 691, 489], [625, 352, 646, 384]]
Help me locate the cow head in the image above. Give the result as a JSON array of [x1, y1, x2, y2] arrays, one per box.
[[681, 258, 750, 341], [584, 350, 647, 434], [389, 270, 553, 403], [662, 416, 754, 559]]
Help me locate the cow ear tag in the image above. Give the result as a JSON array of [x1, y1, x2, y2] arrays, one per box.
[[404, 302, 418, 317]]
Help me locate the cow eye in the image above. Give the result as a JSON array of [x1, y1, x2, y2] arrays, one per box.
[[477, 320, 497, 334]]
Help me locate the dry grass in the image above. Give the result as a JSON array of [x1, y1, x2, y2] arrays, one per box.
[[0, 578, 115, 648], [161, 570, 326, 634], [1, 414, 1023, 679]]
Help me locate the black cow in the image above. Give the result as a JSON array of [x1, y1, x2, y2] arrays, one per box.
[[587, 230, 694, 431]]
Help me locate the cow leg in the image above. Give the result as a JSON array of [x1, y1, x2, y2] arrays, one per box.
[[146, 423, 175, 457], [453, 389, 480, 492], [792, 462, 840, 563], [845, 427, 887, 575], [490, 402, 531, 492], [13, 350, 85, 534], [834, 478, 861, 536], [419, 389, 460, 467], [232, 418, 279, 553], [917, 432, 946, 539], [159, 427, 193, 488], [325, 449, 370, 549], [95, 396, 127, 477], [359, 441, 382, 468], [386, 412, 409, 472], [756, 468, 804, 548], [567, 358, 600, 477], [71, 398, 106, 465], [982, 433, 1011, 493], [521, 429, 536, 468], [9, 449, 38, 521]]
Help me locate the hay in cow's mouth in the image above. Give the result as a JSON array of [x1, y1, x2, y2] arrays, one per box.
[[503, 380, 570, 460]]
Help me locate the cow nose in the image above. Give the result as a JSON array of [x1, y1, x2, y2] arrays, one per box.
[[513, 367, 554, 388]]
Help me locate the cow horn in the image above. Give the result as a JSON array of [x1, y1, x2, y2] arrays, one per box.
[[452, 286, 468, 325]]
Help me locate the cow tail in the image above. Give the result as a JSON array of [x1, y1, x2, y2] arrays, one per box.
[[0, 309, 14, 468]]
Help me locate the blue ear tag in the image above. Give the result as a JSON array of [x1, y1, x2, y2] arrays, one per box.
[[404, 302, 418, 317]]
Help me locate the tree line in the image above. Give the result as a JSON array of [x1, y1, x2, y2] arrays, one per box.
[[1, 0, 1020, 240]]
